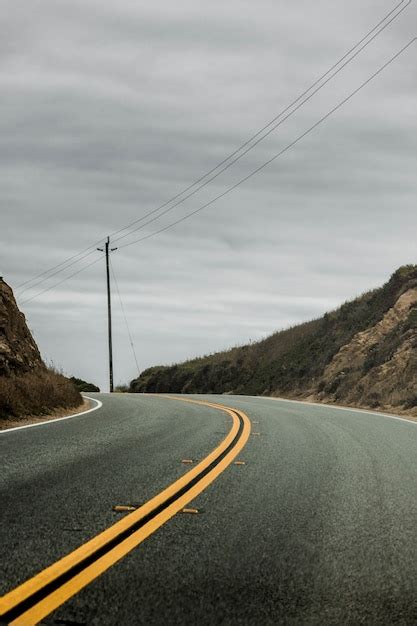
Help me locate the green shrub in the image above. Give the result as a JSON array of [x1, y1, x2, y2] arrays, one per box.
[[70, 377, 100, 393]]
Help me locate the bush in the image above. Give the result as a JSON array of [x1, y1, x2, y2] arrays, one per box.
[[70, 377, 100, 393], [0, 368, 82, 420], [403, 395, 417, 409], [115, 384, 129, 393]]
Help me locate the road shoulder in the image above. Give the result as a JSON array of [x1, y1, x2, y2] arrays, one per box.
[[0, 396, 99, 431], [269, 395, 417, 423]]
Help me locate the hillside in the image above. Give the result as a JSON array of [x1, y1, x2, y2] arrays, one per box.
[[0, 278, 82, 421], [130, 266, 417, 415], [70, 377, 100, 393], [0, 277, 43, 376]]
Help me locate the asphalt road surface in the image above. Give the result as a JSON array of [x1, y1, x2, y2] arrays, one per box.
[[2, 393, 417, 624]]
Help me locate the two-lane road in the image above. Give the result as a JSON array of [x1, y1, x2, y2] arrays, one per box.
[[2, 394, 417, 624]]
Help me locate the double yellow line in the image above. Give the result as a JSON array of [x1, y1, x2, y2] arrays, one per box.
[[0, 396, 251, 625]]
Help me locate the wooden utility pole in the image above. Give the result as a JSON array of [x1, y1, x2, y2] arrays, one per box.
[[98, 237, 117, 392]]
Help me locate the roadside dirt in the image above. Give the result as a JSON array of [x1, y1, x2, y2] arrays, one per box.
[[0, 398, 92, 430]]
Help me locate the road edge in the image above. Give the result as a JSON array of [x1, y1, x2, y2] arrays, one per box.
[[265, 396, 417, 426], [0, 395, 103, 435]]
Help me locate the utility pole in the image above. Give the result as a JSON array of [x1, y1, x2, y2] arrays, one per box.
[[97, 237, 117, 392]]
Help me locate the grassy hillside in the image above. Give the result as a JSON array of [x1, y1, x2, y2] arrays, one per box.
[[130, 266, 417, 414], [70, 377, 100, 393]]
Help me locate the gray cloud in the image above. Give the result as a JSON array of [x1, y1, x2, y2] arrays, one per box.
[[1, 0, 416, 389]]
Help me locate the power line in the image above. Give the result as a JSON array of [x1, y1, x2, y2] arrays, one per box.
[[109, 258, 140, 377], [15, 241, 103, 293], [14, 0, 410, 296], [111, 2, 410, 247], [117, 38, 416, 250], [19, 37, 416, 304], [19, 256, 102, 305], [110, 0, 411, 247], [16, 248, 99, 297]]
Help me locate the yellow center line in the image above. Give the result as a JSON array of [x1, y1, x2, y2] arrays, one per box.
[[0, 395, 251, 626]]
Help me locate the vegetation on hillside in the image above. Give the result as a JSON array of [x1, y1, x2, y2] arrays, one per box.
[[70, 377, 100, 393], [0, 367, 82, 421], [130, 266, 417, 414], [0, 278, 84, 422]]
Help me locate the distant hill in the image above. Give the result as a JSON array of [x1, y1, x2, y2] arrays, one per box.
[[0, 278, 82, 421], [70, 377, 100, 393], [130, 266, 417, 416]]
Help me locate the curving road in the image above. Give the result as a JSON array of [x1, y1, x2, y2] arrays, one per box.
[[1, 393, 417, 624]]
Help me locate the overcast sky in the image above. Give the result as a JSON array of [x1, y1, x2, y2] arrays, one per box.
[[1, 0, 416, 391]]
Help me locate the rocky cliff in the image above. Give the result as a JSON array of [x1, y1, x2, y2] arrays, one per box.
[[0, 278, 44, 376], [0, 278, 82, 421], [130, 265, 417, 415]]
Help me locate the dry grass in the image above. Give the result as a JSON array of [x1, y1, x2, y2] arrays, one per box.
[[0, 367, 82, 421], [0, 399, 92, 430], [131, 265, 417, 405]]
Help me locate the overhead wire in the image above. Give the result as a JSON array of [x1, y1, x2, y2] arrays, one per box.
[[109, 258, 140, 377], [16, 248, 100, 296], [14, 0, 410, 297], [15, 240, 104, 294], [20, 37, 416, 302], [117, 38, 416, 250], [111, 0, 411, 246], [19, 256, 102, 305]]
